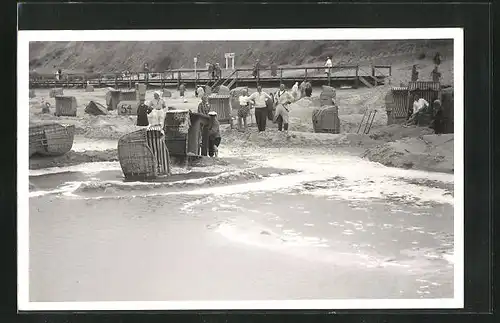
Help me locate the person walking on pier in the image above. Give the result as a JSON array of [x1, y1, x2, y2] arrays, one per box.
[[411, 65, 419, 82], [249, 85, 273, 132], [431, 66, 442, 83], [253, 59, 261, 79], [274, 83, 294, 131], [215, 63, 222, 80], [325, 57, 333, 76]]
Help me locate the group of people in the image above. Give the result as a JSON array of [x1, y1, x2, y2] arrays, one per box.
[[136, 90, 221, 157], [235, 81, 312, 133], [406, 95, 445, 134], [208, 63, 222, 80], [411, 52, 443, 82]]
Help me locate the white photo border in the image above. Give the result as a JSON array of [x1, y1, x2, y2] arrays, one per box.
[[18, 28, 464, 311]]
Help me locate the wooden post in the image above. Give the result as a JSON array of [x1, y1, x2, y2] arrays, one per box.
[[115, 75, 118, 89], [280, 69, 283, 83], [328, 68, 331, 86], [305, 68, 308, 80]]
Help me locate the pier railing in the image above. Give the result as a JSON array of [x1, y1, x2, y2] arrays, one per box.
[[29, 64, 392, 89]]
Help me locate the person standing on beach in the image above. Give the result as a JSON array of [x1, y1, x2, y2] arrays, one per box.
[[196, 85, 205, 99], [299, 80, 307, 98], [148, 91, 166, 130], [249, 85, 273, 132], [198, 95, 211, 115], [208, 111, 221, 157], [136, 101, 152, 127], [274, 83, 294, 131], [237, 89, 251, 132], [304, 82, 313, 97], [179, 83, 186, 101], [431, 66, 442, 83]]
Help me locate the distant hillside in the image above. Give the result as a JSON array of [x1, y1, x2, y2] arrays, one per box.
[[29, 40, 453, 73]]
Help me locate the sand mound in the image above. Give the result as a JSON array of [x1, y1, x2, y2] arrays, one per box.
[[362, 134, 453, 173], [369, 124, 435, 141], [29, 149, 119, 170]]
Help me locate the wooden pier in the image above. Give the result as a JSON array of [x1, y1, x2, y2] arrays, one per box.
[[29, 65, 392, 90]]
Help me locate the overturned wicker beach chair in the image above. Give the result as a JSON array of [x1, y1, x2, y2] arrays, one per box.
[[118, 127, 171, 180], [29, 123, 75, 157]]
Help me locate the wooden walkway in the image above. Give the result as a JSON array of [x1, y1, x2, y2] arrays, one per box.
[[29, 65, 391, 89]]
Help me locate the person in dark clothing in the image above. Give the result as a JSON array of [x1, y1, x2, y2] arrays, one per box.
[[207, 111, 221, 157], [411, 65, 419, 82], [136, 102, 152, 127], [252, 59, 261, 79], [304, 82, 313, 97], [433, 52, 442, 66], [215, 63, 222, 80], [431, 66, 442, 83], [208, 64, 214, 80], [430, 99, 445, 134]]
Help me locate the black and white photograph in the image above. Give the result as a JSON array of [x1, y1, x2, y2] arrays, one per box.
[[18, 28, 463, 310]]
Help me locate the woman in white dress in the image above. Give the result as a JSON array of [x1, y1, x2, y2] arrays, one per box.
[[148, 91, 166, 133]]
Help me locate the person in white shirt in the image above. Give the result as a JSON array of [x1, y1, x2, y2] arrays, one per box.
[[291, 82, 299, 101], [274, 83, 295, 131], [196, 86, 205, 99], [148, 91, 166, 131], [406, 96, 429, 125], [325, 57, 333, 75], [237, 89, 251, 132], [249, 85, 273, 132]]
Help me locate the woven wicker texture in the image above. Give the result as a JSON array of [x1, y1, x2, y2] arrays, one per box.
[[118, 129, 170, 179], [49, 88, 64, 98], [29, 123, 75, 157], [312, 105, 340, 134], [208, 95, 232, 122], [391, 88, 410, 119], [85, 101, 108, 116], [117, 100, 140, 116], [164, 111, 190, 156], [55, 96, 77, 117], [408, 81, 440, 92]]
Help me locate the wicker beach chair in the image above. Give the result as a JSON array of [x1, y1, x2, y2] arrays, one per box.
[[29, 123, 75, 157], [118, 128, 171, 180]]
